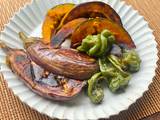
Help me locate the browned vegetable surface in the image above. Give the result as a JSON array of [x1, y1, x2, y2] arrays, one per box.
[[42, 3, 75, 44], [51, 18, 87, 48], [0, 42, 85, 101], [71, 18, 136, 48], [19, 32, 99, 80], [61, 1, 122, 26]]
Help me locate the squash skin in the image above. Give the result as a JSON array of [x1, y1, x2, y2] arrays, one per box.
[[51, 18, 87, 48], [42, 3, 75, 44], [62, 1, 122, 26], [71, 18, 136, 48]]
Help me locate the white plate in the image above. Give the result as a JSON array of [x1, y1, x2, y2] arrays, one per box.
[[0, 0, 158, 119]]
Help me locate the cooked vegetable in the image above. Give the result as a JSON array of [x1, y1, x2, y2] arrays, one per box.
[[0, 41, 85, 101], [77, 29, 115, 57], [99, 57, 117, 77], [71, 18, 136, 48], [88, 73, 105, 104], [61, 1, 122, 26], [108, 55, 124, 73], [42, 3, 75, 44], [108, 49, 141, 73], [51, 18, 87, 48], [108, 72, 131, 92], [1, 1, 142, 104], [19, 32, 99, 80], [99, 58, 131, 92], [122, 49, 141, 73]]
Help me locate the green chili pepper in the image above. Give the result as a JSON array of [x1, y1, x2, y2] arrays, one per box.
[[99, 58, 117, 77], [108, 72, 131, 92], [99, 57, 131, 92], [77, 29, 141, 101], [88, 72, 104, 104], [108, 35, 116, 45], [122, 49, 141, 73], [77, 35, 93, 52], [97, 32, 108, 56], [107, 55, 129, 76], [88, 35, 101, 56], [77, 29, 115, 57]]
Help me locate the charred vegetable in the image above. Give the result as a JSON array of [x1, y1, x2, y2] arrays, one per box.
[[61, 1, 122, 26], [88, 73, 105, 104], [122, 49, 141, 73], [0, 41, 85, 101], [108, 72, 131, 92], [71, 18, 135, 48], [51, 18, 87, 48], [99, 58, 131, 92], [19, 32, 99, 80], [107, 50, 141, 73], [77, 29, 115, 57], [42, 3, 75, 44]]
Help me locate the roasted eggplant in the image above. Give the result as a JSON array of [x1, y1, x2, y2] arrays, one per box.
[[19, 32, 99, 80], [51, 18, 87, 48], [60, 1, 122, 27], [71, 18, 136, 48], [0, 41, 85, 101]]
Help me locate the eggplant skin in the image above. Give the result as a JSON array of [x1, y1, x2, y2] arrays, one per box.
[[6, 49, 85, 101], [27, 41, 99, 80]]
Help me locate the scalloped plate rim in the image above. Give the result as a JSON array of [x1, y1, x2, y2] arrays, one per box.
[[0, 0, 158, 119]]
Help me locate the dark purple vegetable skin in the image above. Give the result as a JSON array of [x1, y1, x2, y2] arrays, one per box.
[[19, 32, 99, 80], [0, 42, 85, 101], [27, 41, 99, 80]]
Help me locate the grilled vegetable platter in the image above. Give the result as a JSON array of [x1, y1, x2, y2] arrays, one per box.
[[0, 1, 141, 104]]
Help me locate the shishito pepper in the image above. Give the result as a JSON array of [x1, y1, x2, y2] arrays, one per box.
[[107, 50, 141, 73], [122, 49, 141, 73], [87, 72, 105, 104], [99, 58, 131, 92], [77, 29, 115, 57]]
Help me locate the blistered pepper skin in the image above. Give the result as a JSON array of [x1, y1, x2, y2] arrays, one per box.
[[77, 29, 115, 57]]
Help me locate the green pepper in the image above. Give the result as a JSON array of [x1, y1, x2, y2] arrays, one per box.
[[99, 57, 131, 92], [108, 35, 116, 45], [77, 29, 115, 57], [88, 73, 104, 104], [122, 49, 141, 73], [88, 35, 101, 56], [108, 55, 122, 71], [97, 31, 108, 56], [77, 35, 93, 52], [99, 58, 117, 77], [108, 72, 131, 92], [107, 55, 129, 76]]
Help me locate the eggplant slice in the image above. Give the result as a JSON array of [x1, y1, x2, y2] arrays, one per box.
[[19, 32, 99, 80], [0, 42, 85, 101]]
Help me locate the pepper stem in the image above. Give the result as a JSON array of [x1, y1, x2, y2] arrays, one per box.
[[19, 32, 35, 48], [19, 32, 28, 42], [0, 40, 13, 53]]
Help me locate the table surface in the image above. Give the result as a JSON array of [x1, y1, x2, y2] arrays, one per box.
[[0, 0, 160, 120]]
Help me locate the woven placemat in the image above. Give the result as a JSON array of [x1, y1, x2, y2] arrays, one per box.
[[0, 0, 160, 120]]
